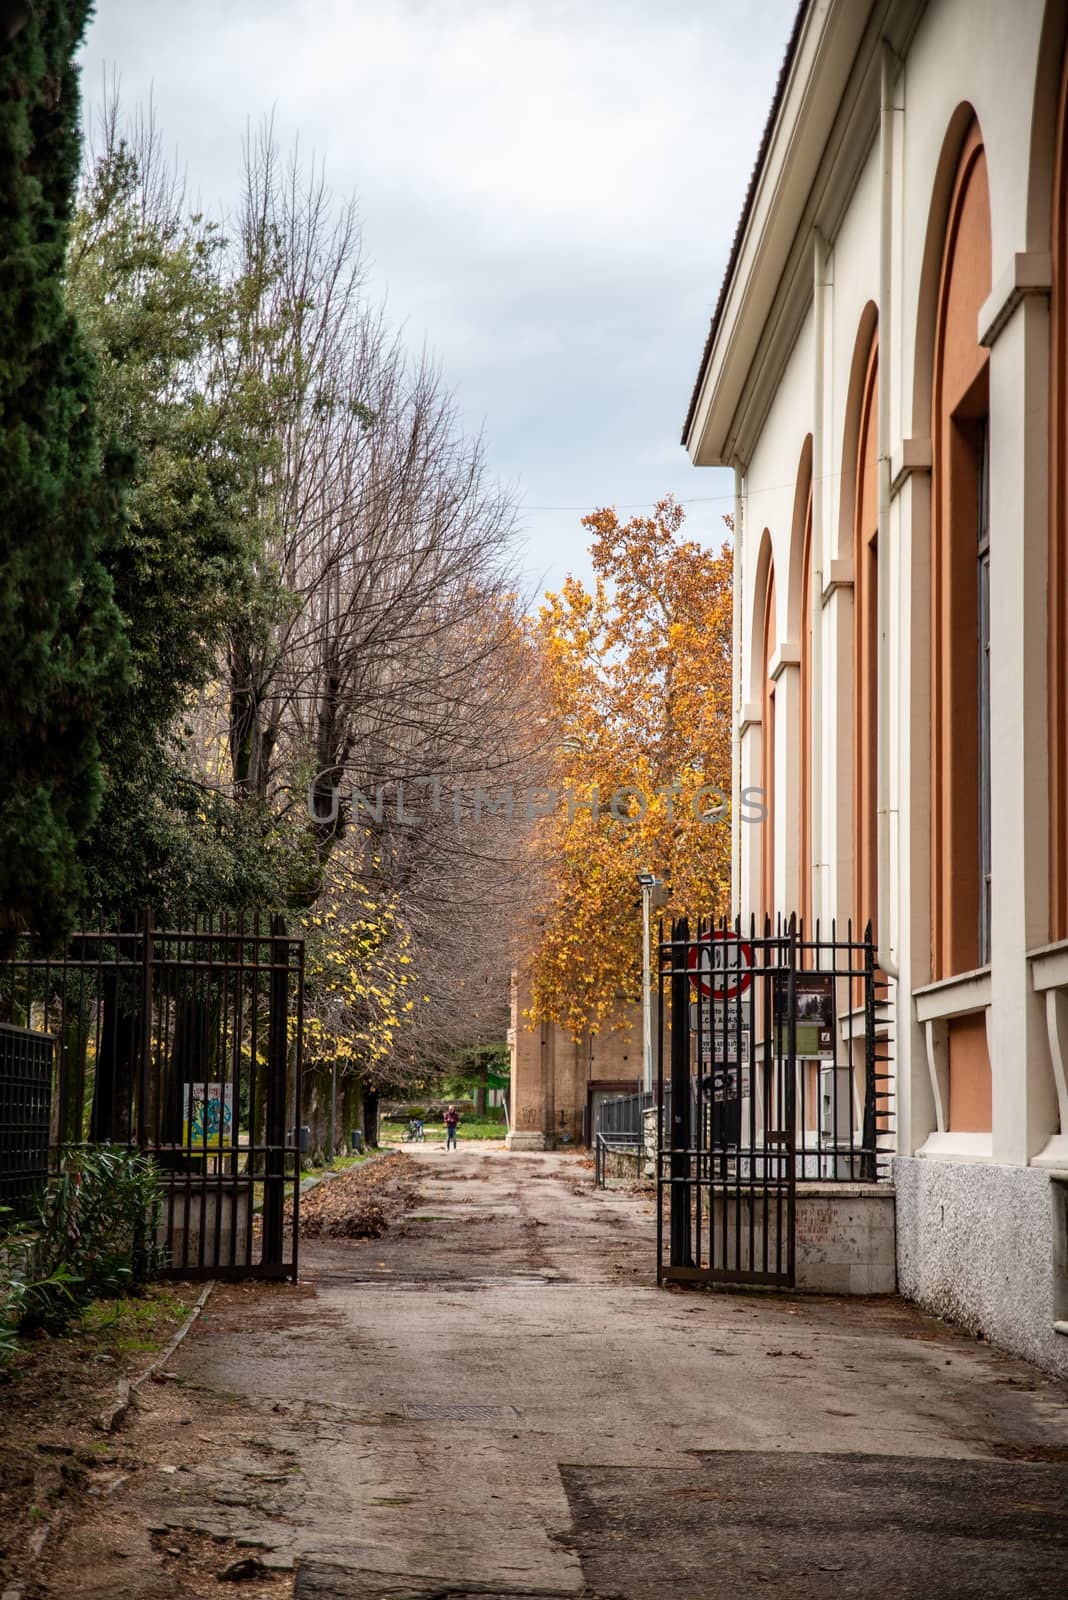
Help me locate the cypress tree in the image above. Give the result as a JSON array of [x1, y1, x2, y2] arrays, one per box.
[[0, 1, 127, 943]]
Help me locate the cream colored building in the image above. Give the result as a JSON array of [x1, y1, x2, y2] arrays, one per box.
[[685, 0, 1068, 1374], [506, 967, 643, 1150]]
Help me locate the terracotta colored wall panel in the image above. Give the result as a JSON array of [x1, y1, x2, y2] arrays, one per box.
[[947, 1012, 993, 1133], [761, 562, 777, 927], [854, 336, 879, 942], [930, 123, 991, 980]]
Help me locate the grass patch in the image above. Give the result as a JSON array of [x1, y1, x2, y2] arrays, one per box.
[[309, 1152, 369, 1174], [381, 1116, 507, 1143], [80, 1288, 187, 1340]]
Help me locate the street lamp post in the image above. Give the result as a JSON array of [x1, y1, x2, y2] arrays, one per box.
[[637, 872, 666, 1095]]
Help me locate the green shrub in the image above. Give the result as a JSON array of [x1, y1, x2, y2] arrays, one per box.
[[1, 1148, 165, 1367], [33, 1148, 165, 1306]]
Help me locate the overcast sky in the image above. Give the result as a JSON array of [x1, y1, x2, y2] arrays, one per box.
[[79, 0, 794, 598]]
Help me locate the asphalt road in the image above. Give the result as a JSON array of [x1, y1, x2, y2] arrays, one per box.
[[40, 1144, 1068, 1600]]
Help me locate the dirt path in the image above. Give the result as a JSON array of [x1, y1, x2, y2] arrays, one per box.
[[29, 1145, 1068, 1599]]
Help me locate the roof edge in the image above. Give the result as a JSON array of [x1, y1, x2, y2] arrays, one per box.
[[681, 0, 813, 449]]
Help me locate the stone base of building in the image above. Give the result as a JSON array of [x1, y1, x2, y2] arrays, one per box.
[[505, 1131, 549, 1151], [794, 1183, 896, 1294], [684, 1184, 896, 1294], [894, 1157, 1068, 1380]]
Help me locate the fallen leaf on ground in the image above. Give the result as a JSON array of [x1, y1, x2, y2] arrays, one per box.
[[291, 1153, 422, 1240]]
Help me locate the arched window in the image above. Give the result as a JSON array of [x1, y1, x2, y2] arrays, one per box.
[[1051, 49, 1068, 941], [853, 335, 879, 940], [929, 116, 992, 1134], [931, 118, 992, 981], [760, 559, 777, 928]]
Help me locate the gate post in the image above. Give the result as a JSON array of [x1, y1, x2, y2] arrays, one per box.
[[861, 921, 877, 1181], [137, 907, 154, 1150], [262, 915, 289, 1267], [669, 917, 693, 1269]]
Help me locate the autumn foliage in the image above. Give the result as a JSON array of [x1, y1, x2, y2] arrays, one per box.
[[529, 497, 733, 1036]]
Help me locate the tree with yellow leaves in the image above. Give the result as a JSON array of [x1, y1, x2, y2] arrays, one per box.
[[298, 831, 421, 1079], [529, 496, 732, 1037]]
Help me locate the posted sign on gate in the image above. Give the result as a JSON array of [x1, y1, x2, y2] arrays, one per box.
[[688, 932, 753, 1091], [690, 998, 751, 1087], [687, 930, 753, 1001]]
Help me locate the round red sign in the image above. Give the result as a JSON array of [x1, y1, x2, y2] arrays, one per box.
[[687, 931, 753, 1000]]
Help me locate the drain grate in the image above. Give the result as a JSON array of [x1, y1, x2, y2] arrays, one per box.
[[402, 1401, 520, 1423]]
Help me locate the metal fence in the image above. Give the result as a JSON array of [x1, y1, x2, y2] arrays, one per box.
[[593, 1087, 655, 1186], [0, 912, 305, 1280], [656, 915, 893, 1289], [0, 1023, 54, 1210], [598, 1089, 652, 1139]]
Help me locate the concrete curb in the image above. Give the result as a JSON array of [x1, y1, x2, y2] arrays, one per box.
[[98, 1280, 215, 1434]]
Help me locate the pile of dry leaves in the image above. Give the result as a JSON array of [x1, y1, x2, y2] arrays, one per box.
[[293, 1152, 422, 1240]]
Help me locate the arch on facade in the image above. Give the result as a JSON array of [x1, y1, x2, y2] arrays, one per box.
[[750, 530, 777, 927], [748, 527, 775, 706], [1027, 0, 1068, 255], [836, 301, 879, 561], [926, 113, 993, 1132], [929, 114, 991, 981], [791, 439, 814, 930], [852, 333, 879, 943], [911, 103, 985, 447], [785, 436, 814, 641]]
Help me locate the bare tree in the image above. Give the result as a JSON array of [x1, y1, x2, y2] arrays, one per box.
[[179, 127, 553, 1098]]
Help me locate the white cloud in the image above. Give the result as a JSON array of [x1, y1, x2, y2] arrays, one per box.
[[79, 0, 794, 593]]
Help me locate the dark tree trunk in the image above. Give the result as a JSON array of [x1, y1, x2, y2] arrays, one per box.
[[362, 1085, 380, 1149], [342, 1075, 362, 1152], [90, 933, 141, 1144], [159, 988, 216, 1172], [56, 1012, 88, 1148]]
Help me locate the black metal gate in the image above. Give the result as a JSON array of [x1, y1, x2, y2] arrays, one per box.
[[0, 1023, 54, 1210], [656, 917, 888, 1289], [0, 913, 304, 1281]]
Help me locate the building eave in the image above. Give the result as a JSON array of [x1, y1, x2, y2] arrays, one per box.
[[682, 0, 928, 469], [680, 0, 813, 458]]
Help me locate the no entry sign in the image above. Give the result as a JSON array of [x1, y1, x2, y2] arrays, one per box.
[[687, 931, 753, 1001]]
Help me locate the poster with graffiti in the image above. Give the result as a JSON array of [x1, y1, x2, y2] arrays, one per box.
[[183, 1082, 234, 1149]]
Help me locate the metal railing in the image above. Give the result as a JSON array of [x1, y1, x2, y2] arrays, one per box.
[[594, 1130, 647, 1187], [593, 1088, 655, 1187], [0, 912, 305, 1281], [0, 1023, 54, 1211]]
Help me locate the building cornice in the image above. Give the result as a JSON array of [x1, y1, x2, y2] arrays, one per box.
[[683, 0, 929, 468]]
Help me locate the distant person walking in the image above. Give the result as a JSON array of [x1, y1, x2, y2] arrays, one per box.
[[444, 1103, 460, 1151]]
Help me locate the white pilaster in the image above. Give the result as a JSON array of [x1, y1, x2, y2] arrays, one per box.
[[820, 567, 854, 932], [770, 649, 801, 918], [984, 288, 1057, 1163], [896, 458, 936, 1156], [739, 711, 762, 922]]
